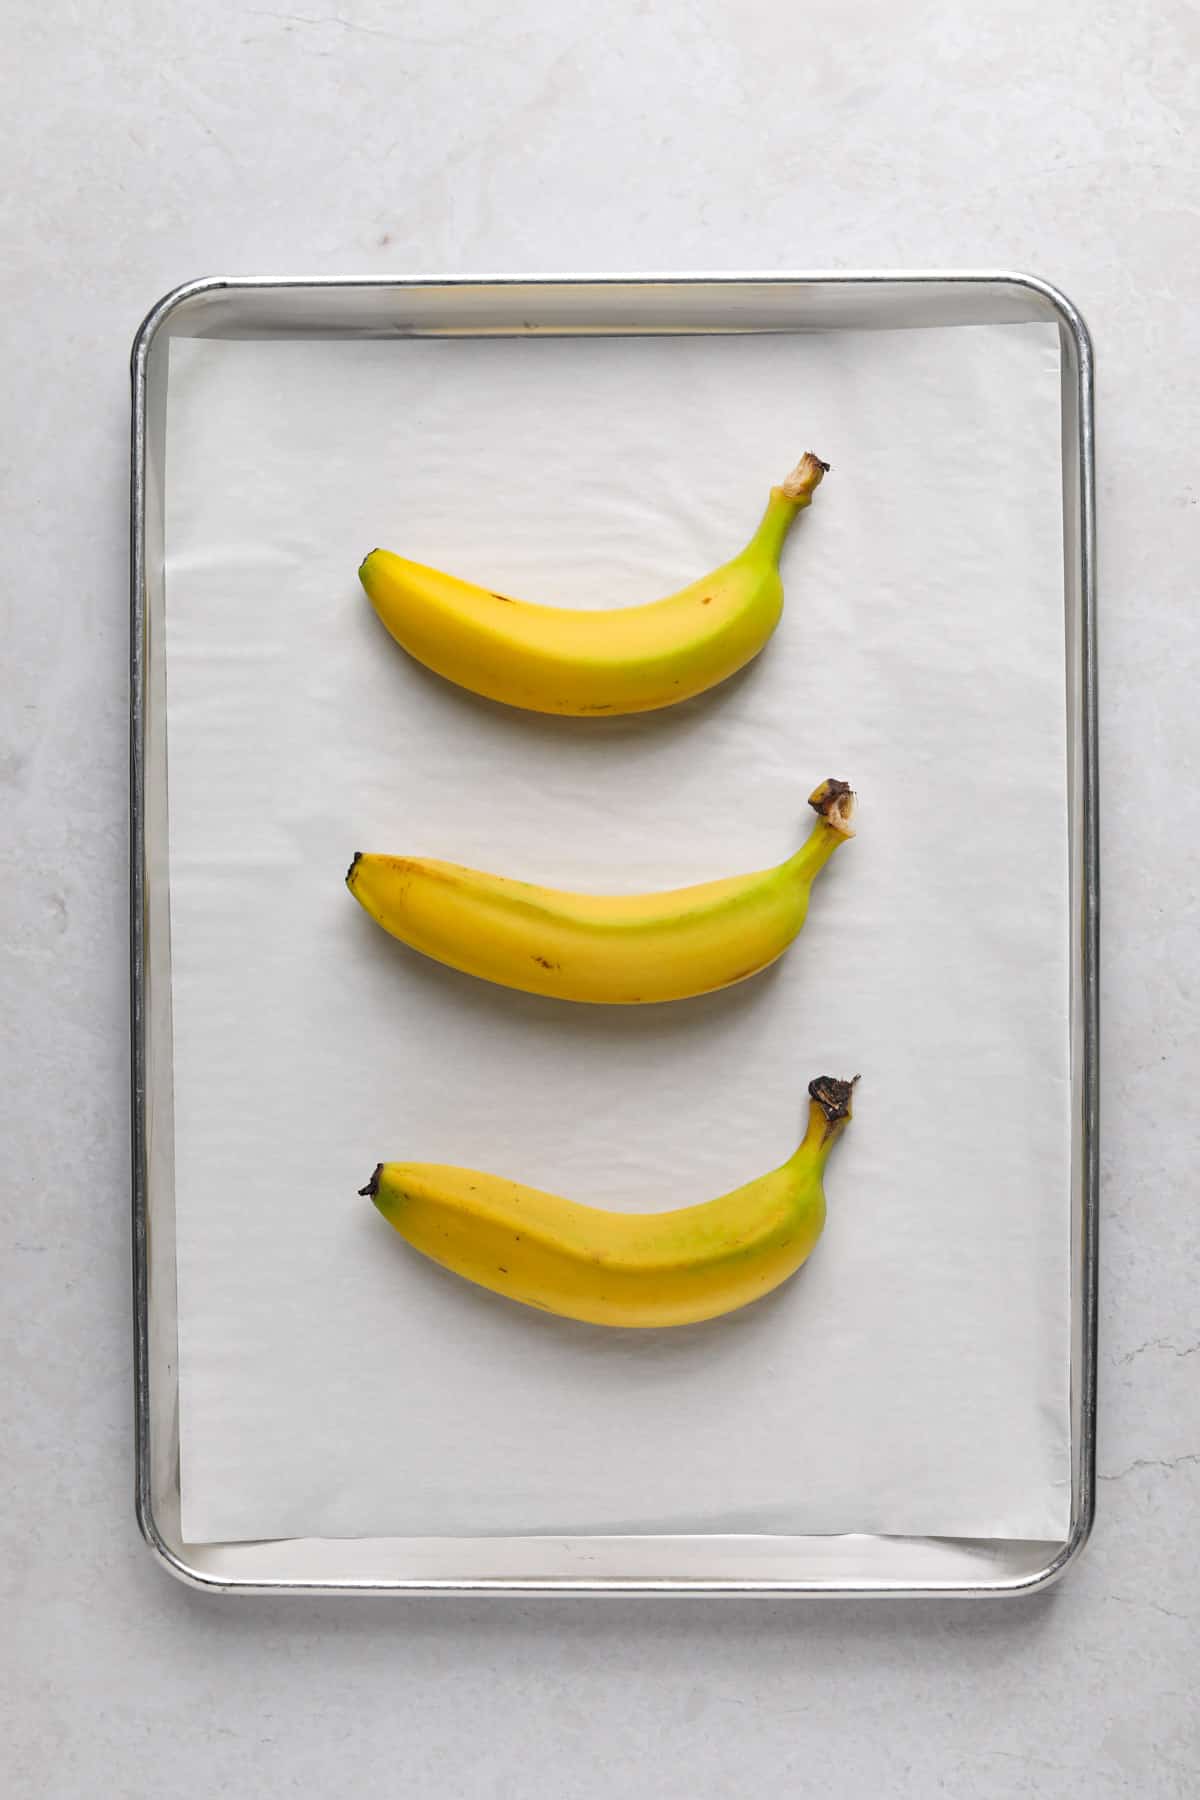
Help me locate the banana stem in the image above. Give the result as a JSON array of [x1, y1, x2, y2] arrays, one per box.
[[778, 451, 830, 504], [746, 451, 829, 562], [782, 778, 855, 885], [803, 1075, 860, 1155], [808, 777, 854, 837]]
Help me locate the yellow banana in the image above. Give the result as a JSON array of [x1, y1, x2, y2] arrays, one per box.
[[362, 1076, 855, 1328], [359, 452, 828, 715], [347, 778, 853, 1005]]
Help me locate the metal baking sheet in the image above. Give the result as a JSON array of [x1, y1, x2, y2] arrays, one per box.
[[130, 273, 1097, 1595]]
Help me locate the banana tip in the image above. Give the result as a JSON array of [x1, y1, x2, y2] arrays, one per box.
[[808, 778, 855, 838], [346, 850, 364, 886], [358, 1163, 383, 1200], [779, 452, 830, 501], [809, 1075, 859, 1127]]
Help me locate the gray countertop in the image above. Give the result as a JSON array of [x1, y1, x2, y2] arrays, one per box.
[[3, 2, 1196, 1794]]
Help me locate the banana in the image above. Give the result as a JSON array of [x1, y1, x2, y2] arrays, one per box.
[[362, 1076, 855, 1328], [358, 452, 828, 715], [347, 778, 853, 1005]]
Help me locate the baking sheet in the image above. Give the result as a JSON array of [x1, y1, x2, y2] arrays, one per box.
[[164, 322, 1070, 1544]]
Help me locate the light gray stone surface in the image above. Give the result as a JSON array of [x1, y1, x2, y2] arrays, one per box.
[[1, 2, 1196, 1794]]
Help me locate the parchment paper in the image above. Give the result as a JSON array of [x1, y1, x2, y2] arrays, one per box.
[[165, 322, 1071, 1544]]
